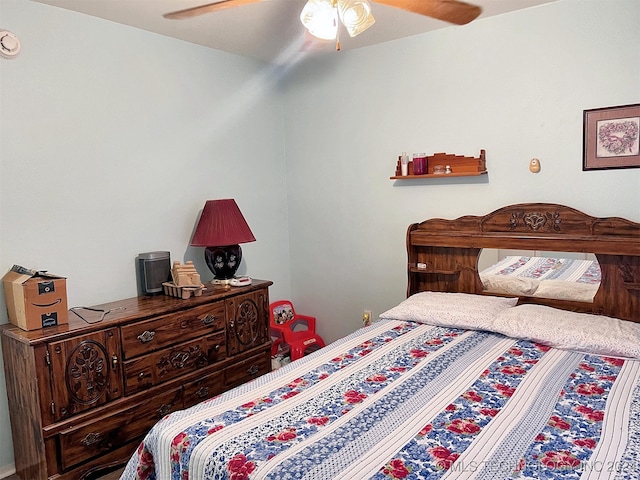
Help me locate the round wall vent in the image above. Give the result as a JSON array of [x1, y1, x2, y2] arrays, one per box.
[[0, 31, 21, 59]]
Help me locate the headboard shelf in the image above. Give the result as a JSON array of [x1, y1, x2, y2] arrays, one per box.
[[409, 234, 637, 255], [406, 203, 640, 322]]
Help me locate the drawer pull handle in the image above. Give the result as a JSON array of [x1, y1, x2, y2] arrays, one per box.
[[195, 386, 210, 398], [137, 330, 156, 343], [202, 314, 217, 325], [81, 432, 101, 447], [112, 355, 118, 368], [247, 365, 260, 376], [214, 344, 220, 352], [138, 372, 148, 381], [157, 404, 172, 417]]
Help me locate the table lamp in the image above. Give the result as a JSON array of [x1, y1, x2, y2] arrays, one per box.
[[190, 199, 256, 285]]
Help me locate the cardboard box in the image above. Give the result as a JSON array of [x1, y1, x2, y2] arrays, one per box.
[[2, 265, 68, 331]]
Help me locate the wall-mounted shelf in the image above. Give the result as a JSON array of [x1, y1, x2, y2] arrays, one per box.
[[391, 149, 487, 180], [391, 171, 488, 180]]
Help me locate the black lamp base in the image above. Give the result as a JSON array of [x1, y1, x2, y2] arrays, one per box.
[[204, 244, 242, 283]]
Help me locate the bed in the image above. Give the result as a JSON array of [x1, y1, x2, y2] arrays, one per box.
[[121, 203, 640, 480]]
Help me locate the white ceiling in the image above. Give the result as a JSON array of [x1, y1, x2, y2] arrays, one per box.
[[32, 0, 556, 64]]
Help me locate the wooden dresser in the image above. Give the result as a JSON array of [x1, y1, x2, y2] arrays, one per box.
[[1, 279, 272, 480]]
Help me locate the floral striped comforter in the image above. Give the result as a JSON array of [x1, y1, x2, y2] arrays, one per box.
[[121, 319, 640, 480]]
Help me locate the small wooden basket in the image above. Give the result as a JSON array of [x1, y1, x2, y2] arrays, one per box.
[[162, 282, 205, 299]]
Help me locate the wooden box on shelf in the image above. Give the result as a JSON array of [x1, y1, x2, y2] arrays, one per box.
[[391, 149, 487, 179]]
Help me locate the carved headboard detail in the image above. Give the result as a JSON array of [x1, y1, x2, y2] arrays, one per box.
[[406, 203, 640, 323], [510, 211, 561, 231]]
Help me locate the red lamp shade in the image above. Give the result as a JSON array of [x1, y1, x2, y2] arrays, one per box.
[[191, 199, 256, 247], [190, 199, 256, 283]]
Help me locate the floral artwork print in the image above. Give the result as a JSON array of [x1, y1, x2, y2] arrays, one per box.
[[597, 118, 639, 157], [584, 104, 640, 170]]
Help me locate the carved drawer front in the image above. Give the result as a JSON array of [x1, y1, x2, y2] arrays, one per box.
[[183, 369, 225, 409], [124, 332, 226, 396], [121, 302, 225, 359], [58, 387, 182, 470], [48, 328, 123, 422], [226, 289, 269, 356], [224, 351, 271, 389]]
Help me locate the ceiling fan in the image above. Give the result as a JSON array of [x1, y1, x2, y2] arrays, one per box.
[[164, 0, 482, 49]]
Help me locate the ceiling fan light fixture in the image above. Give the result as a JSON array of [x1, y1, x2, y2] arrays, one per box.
[[300, 0, 339, 40], [338, 0, 375, 38]]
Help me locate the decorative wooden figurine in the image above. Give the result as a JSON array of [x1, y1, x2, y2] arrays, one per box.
[[163, 261, 205, 299]]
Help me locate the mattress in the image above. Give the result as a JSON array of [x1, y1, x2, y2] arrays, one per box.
[[480, 256, 601, 301], [121, 293, 640, 480]]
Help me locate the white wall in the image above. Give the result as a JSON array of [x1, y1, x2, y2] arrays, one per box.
[[282, 0, 640, 343], [0, 0, 291, 472], [0, 0, 639, 475]]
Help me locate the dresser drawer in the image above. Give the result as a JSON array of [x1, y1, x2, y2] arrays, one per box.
[[121, 302, 225, 359], [183, 369, 225, 408], [58, 388, 182, 470], [224, 350, 271, 388], [124, 332, 226, 396]]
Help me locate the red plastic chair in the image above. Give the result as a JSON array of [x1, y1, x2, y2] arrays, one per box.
[[269, 300, 326, 361]]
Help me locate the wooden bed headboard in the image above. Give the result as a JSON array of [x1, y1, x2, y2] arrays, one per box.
[[406, 203, 640, 323]]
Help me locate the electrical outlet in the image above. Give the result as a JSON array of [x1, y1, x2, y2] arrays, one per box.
[[362, 310, 372, 326]]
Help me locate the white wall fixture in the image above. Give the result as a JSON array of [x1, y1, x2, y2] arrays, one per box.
[[0, 30, 21, 58]]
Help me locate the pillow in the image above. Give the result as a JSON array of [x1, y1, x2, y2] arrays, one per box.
[[532, 280, 599, 302], [492, 304, 640, 359], [481, 274, 540, 296], [379, 292, 518, 330]]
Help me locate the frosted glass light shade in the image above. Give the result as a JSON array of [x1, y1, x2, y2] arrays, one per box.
[[338, 0, 375, 37], [300, 0, 338, 40]]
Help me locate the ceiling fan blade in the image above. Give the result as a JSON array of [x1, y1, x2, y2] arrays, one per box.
[[373, 0, 481, 25], [164, 0, 264, 19]]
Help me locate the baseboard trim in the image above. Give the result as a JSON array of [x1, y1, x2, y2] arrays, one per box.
[[0, 463, 16, 479]]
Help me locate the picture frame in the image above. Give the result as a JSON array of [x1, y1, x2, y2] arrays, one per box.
[[583, 103, 640, 171]]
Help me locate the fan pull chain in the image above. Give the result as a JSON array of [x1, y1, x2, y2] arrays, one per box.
[[332, 0, 340, 50]]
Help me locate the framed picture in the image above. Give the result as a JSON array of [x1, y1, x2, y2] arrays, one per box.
[[583, 103, 640, 171]]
